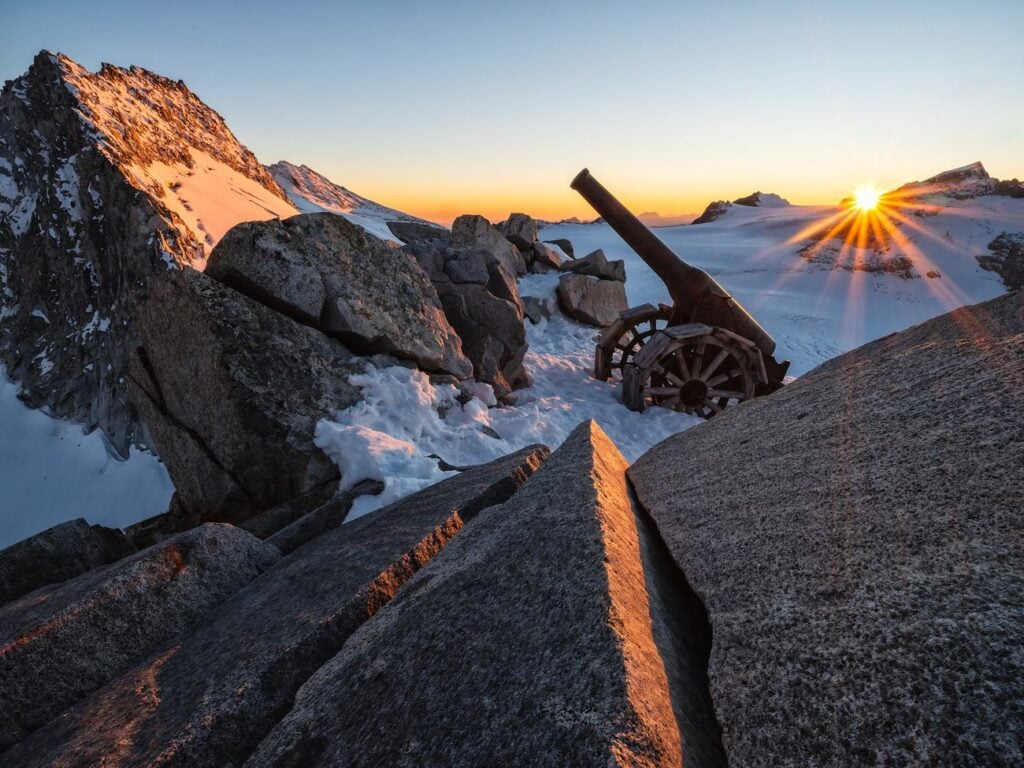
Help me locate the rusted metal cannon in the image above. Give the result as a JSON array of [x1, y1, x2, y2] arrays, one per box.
[[571, 168, 789, 417]]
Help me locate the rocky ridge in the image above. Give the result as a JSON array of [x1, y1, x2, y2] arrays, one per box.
[[0, 52, 296, 452]]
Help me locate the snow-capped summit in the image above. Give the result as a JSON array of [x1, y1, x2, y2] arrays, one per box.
[[692, 191, 791, 224], [891, 161, 1022, 202], [733, 191, 790, 208], [268, 161, 440, 243], [0, 51, 302, 453]]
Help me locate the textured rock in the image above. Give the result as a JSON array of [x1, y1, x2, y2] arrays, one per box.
[[628, 290, 1024, 767], [556, 273, 628, 326], [531, 240, 564, 270], [0, 519, 135, 606], [0, 524, 279, 752], [267, 480, 384, 554], [544, 237, 575, 259], [2, 446, 549, 768], [976, 232, 1024, 290], [406, 242, 529, 397], [209, 214, 470, 379], [522, 295, 553, 324], [691, 200, 732, 225], [127, 267, 367, 525], [450, 214, 526, 276], [238, 479, 341, 540], [385, 220, 449, 245], [499, 212, 538, 251], [246, 421, 724, 768], [560, 247, 626, 282], [206, 227, 326, 325], [0, 52, 294, 454]]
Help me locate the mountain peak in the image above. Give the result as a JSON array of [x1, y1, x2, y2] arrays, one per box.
[[924, 161, 989, 184]]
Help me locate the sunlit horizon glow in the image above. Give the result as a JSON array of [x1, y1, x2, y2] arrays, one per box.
[[2, 1, 1021, 225], [853, 184, 881, 212]]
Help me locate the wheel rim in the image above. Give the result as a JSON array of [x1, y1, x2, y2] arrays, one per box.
[[607, 315, 670, 379], [644, 337, 753, 418]]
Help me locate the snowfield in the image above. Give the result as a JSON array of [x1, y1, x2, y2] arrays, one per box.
[[2, 179, 1019, 543], [317, 195, 1018, 519], [0, 367, 173, 548]]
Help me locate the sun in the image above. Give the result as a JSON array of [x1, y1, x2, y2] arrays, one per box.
[[853, 183, 881, 211]]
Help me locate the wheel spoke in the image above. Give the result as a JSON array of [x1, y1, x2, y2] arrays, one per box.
[[705, 373, 730, 387], [704, 399, 722, 414], [664, 372, 685, 387], [674, 351, 690, 379], [690, 344, 705, 378], [700, 349, 729, 381]]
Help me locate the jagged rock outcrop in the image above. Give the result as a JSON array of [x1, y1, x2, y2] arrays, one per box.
[[2, 446, 548, 768], [560, 247, 626, 282], [629, 290, 1024, 767], [407, 241, 530, 397], [208, 213, 471, 378], [732, 191, 790, 207], [556, 272, 628, 326], [0, 518, 135, 605], [691, 200, 732, 225], [450, 214, 526, 276], [246, 422, 724, 768], [127, 267, 370, 527], [0, 52, 297, 454], [544, 237, 575, 259], [385, 220, 449, 245], [892, 161, 1024, 201], [530, 240, 563, 270], [499, 212, 538, 251], [976, 232, 1024, 290], [693, 192, 789, 224], [0, 523, 280, 752]]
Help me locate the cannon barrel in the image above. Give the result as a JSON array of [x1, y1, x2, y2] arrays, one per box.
[[571, 168, 777, 358]]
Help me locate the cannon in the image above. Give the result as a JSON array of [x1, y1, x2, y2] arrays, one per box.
[[570, 168, 789, 416]]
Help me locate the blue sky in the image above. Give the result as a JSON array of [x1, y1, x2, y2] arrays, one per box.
[[2, 0, 1022, 222]]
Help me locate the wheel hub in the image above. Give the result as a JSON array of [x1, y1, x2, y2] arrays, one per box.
[[679, 378, 708, 407]]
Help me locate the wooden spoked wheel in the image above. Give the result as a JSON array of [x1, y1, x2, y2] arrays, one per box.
[[594, 304, 671, 381], [643, 336, 755, 418]]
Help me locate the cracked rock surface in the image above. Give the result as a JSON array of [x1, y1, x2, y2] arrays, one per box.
[[629, 290, 1024, 767]]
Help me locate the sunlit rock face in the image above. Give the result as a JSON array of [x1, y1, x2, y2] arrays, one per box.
[[0, 52, 296, 455]]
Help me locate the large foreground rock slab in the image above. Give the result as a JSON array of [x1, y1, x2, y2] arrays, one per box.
[[0, 524, 279, 751], [128, 267, 367, 525], [247, 421, 725, 768], [208, 213, 471, 378], [2, 446, 549, 768], [0, 519, 134, 606], [629, 291, 1024, 767]]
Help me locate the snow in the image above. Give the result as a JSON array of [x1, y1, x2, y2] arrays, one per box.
[[269, 161, 440, 244], [0, 367, 174, 549], [126, 148, 297, 260], [316, 188, 1019, 521], [317, 292, 697, 521], [540, 199, 1016, 376]]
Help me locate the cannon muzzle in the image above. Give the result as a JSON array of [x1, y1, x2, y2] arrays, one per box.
[[571, 168, 779, 360]]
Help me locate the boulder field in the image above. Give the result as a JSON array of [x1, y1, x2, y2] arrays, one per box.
[[1, 291, 1020, 767]]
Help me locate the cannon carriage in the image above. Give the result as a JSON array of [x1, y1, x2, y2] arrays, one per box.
[[571, 169, 789, 415]]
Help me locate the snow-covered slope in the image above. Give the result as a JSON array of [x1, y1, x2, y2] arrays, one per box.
[[269, 161, 440, 243], [542, 164, 1021, 375], [0, 366, 173, 548], [57, 53, 297, 264]]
